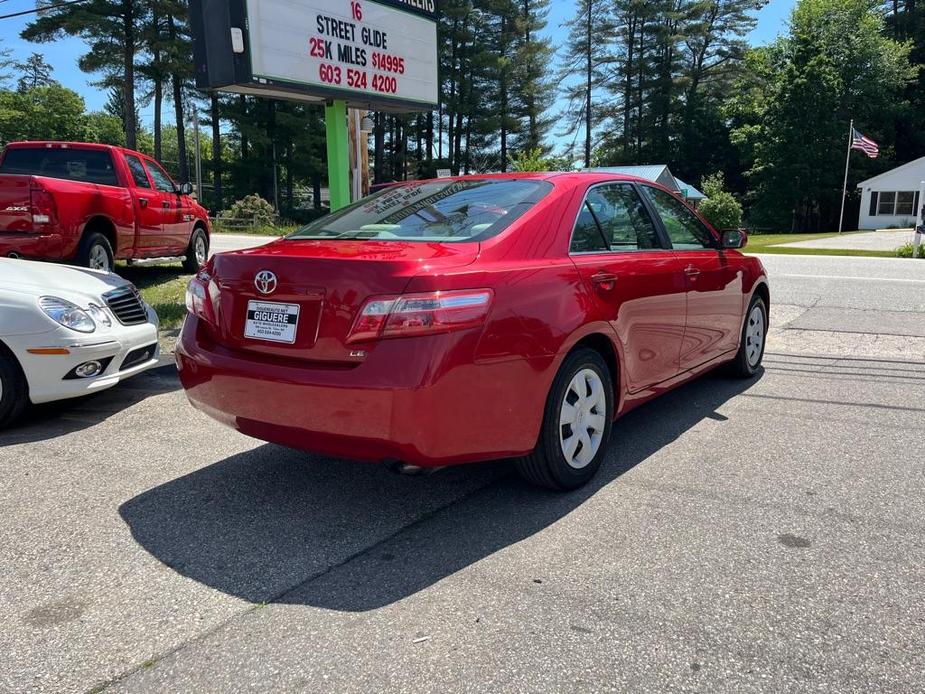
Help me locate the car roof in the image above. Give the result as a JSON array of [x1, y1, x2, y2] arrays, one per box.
[[387, 171, 656, 187]]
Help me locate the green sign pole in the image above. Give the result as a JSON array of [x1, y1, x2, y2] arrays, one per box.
[[325, 100, 350, 211]]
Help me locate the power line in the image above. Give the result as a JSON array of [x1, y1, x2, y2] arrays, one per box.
[[0, 0, 91, 21]]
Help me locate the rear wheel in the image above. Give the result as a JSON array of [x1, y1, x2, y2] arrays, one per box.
[[728, 295, 768, 378], [182, 228, 209, 273], [0, 344, 28, 429], [76, 232, 114, 273], [516, 348, 613, 491]]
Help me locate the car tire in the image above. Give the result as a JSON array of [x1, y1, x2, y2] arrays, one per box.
[[76, 232, 114, 273], [728, 294, 768, 378], [0, 343, 28, 429], [516, 347, 614, 491], [182, 227, 209, 273]]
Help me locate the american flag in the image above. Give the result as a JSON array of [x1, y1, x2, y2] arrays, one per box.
[[851, 127, 879, 158]]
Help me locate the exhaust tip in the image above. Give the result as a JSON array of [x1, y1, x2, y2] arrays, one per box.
[[384, 460, 445, 476]]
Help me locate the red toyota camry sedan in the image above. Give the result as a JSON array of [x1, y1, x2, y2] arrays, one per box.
[[177, 173, 769, 490]]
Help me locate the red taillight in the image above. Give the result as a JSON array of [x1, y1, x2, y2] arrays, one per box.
[[30, 183, 57, 225], [347, 289, 493, 343], [185, 269, 217, 324]]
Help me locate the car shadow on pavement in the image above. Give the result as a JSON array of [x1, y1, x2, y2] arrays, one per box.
[[0, 361, 180, 447], [119, 369, 762, 612]]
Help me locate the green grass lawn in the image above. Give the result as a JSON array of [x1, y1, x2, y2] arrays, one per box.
[[744, 232, 898, 257]]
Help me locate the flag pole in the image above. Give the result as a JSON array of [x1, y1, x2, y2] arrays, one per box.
[[838, 119, 853, 234]]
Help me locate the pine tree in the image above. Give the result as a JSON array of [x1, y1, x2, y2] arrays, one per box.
[[512, 0, 555, 154], [22, 0, 146, 149], [15, 53, 55, 92], [558, 0, 614, 167]]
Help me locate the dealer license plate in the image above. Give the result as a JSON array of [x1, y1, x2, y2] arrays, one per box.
[[244, 300, 300, 344]]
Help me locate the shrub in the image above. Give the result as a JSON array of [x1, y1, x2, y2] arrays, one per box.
[[698, 172, 743, 230], [895, 242, 925, 258], [221, 194, 276, 226]]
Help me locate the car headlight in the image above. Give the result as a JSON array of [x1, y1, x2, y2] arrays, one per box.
[[86, 303, 112, 328], [38, 296, 96, 333]]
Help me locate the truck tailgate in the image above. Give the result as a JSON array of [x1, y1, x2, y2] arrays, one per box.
[[0, 175, 33, 232]]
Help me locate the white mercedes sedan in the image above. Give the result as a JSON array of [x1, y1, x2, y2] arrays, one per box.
[[0, 258, 160, 428]]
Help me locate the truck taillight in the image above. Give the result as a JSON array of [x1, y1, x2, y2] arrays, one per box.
[[347, 289, 493, 343], [30, 183, 57, 225]]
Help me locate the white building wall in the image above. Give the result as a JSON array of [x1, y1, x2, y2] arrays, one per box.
[[857, 157, 925, 230]]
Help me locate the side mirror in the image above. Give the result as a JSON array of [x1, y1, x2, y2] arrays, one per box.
[[721, 228, 747, 249], [178, 182, 194, 196]]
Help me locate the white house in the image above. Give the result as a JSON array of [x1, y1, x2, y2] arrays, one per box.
[[856, 156, 925, 229]]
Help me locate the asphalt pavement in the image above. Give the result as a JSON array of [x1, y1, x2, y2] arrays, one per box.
[[1, 253, 924, 693]]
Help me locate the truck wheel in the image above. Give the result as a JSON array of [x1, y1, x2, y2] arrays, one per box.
[[77, 232, 114, 273], [0, 344, 28, 430], [183, 228, 209, 272]]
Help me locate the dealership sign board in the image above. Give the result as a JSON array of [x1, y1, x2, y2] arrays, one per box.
[[191, 0, 438, 111]]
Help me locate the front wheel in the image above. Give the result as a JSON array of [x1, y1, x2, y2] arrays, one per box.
[[516, 348, 614, 491], [728, 295, 768, 378], [0, 345, 28, 430], [182, 227, 209, 273]]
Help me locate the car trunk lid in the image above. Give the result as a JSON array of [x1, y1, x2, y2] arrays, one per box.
[[207, 239, 480, 362]]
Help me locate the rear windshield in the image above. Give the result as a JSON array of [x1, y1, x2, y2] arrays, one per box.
[[287, 179, 552, 242], [0, 147, 119, 186]]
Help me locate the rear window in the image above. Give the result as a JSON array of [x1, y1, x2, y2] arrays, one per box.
[[0, 147, 119, 186], [287, 179, 552, 242]]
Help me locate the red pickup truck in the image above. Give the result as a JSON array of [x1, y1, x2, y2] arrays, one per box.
[[0, 141, 211, 273]]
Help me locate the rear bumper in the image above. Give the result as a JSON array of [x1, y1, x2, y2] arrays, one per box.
[[176, 316, 551, 466], [0, 231, 70, 260]]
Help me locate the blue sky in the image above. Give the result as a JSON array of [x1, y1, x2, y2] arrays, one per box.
[[0, 0, 795, 129]]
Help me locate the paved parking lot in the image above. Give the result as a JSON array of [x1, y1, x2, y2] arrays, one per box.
[[2, 254, 924, 693]]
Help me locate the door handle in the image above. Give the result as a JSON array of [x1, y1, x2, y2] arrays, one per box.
[[139, 198, 148, 208], [161, 201, 171, 208], [684, 264, 701, 278], [590, 272, 618, 291]]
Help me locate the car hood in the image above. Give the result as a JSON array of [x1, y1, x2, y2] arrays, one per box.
[[0, 258, 131, 302]]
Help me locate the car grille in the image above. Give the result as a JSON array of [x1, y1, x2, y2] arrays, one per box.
[[103, 286, 148, 326], [120, 343, 157, 371]]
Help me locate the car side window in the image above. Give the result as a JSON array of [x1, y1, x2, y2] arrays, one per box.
[[124, 154, 152, 189], [569, 183, 663, 253], [641, 186, 715, 250], [144, 159, 177, 194], [570, 201, 609, 252]]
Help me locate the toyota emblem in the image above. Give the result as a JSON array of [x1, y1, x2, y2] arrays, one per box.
[[254, 270, 278, 295]]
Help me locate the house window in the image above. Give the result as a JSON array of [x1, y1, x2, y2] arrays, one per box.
[[896, 191, 915, 216], [878, 191, 896, 215], [874, 191, 919, 216]]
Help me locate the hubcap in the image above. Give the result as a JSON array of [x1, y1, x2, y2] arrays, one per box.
[[745, 304, 765, 366], [559, 368, 607, 469], [89, 245, 109, 271], [195, 236, 207, 265]]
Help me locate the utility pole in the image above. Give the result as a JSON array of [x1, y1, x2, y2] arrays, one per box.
[[915, 180, 924, 259], [192, 108, 203, 200]]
